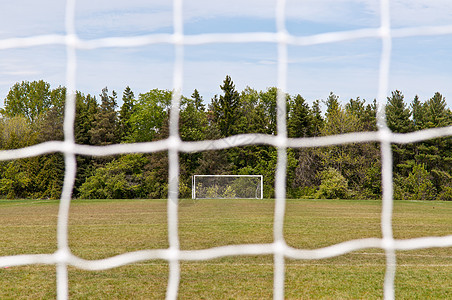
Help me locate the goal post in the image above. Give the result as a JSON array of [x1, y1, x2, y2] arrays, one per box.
[[192, 175, 263, 199]]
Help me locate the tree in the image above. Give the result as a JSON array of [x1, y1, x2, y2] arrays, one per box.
[[411, 95, 424, 130], [129, 89, 171, 142], [191, 89, 205, 111], [73, 92, 98, 197], [118, 86, 136, 142], [211, 75, 240, 137], [310, 99, 324, 136], [34, 104, 65, 199], [385, 90, 414, 176], [415, 92, 452, 192], [0, 116, 35, 149], [288, 94, 313, 138], [346, 97, 377, 131], [89, 87, 119, 145], [0, 160, 32, 199], [318, 99, 380, 198], [258, 87, 290, 135], [75, 92, 98, 145], [292, 147, 322, 197], [1, 80, 52, 124], [179, 94, 209, 191], [324, 92, 340, 120], [386, 90, 412, 133]]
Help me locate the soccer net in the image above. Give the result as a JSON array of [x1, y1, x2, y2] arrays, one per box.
[[0, 0, 452, 300], [192, 175, 263, 199]]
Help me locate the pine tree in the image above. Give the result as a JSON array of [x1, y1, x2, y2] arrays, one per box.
[[212, 75, 240, 137], [325, 92, 340, 120], [311, 99, 324, 136], [191, 89, 205, 112], [411, 95, 424, 130], [386, 90, 412, 133], [386, 90, 413, 176], [119, 86, 135, 142], [415, 92, 452, 192], [288, 94, 312, 138], [89, 87, 119, 146]]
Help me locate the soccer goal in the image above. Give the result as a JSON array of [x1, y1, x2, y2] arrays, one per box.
[[192, 175, 263, 199]]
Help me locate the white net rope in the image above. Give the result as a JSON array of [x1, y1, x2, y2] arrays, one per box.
[[0, 0, 451, 299]]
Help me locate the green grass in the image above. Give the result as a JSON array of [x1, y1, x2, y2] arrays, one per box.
[[0, 198, 450, 299]]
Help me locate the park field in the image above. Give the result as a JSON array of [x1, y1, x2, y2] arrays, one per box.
[[0, 198, 450, 299]]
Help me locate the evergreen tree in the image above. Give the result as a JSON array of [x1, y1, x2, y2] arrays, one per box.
[[72, 92, 99, 196], [34, 105, 65, 199], [89, 87, 119, 145], [325, 92, 340, 120], [411, 95, 424, 130], [310, 99, 324, 136], [179, 94, 209, 190], [423, 92, 449, 128], [386, 90, 412, 133], [75, 92, 98, 145], [415, 92, 452, 192], [227, 87, 273, 178], [118, 86, 135, 142], [288, 94, 313, 138], [211, 75, 240, 137], [191, 89, 205, 111], [385, 90, 413, 176]]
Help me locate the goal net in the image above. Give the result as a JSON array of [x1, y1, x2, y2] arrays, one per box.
[[0, 0, 452, 300], [192, 175, 263, 199]]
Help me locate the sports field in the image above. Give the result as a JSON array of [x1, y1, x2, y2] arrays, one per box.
[[0, 198, 450, 299]]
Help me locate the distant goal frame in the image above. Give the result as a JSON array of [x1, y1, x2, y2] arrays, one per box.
[[192, 175, 264, 199]]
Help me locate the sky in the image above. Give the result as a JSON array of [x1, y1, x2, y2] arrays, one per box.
[[1, 0, 452, 109]]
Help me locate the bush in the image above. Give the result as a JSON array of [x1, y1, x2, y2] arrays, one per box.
[[316, 168, 349, 199], [79, 154, 148, 199], [438, 186, 452, 201], [405, 164, 437, 200]]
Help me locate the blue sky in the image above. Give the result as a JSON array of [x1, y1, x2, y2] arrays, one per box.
[[1, 0, 452, 109]]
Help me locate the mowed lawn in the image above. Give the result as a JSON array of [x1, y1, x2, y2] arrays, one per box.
[[0, 198, 450, 299]]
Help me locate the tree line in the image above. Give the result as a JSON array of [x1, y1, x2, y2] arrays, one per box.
[[0, 76, 451, 200]]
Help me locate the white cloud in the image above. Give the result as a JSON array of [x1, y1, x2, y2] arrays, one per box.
[[390, 0, 452, 27]]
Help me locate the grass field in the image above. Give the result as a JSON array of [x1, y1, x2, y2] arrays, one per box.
[[0, 198, 450, 299]]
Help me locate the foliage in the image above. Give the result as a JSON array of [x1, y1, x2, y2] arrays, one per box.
[[316, 167, 349, 199], [118, 86, 135, 141], [0, 160, 32, 199], [1, 80, 52, 124], [404, 164, 436, 200], [89, 87, 119, 146], [0, 78, 451, 201], [129, 89, 171, 142], [211, 75, 240, 137], [79, 154, 149, 199]]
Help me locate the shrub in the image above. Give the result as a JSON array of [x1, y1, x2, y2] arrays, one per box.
[[405, 164, 436, 200], [438, 186, 452, 201], [316, 168, 349, 199]]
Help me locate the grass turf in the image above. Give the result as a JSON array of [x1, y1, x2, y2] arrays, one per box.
[[0, 198, 450, 299]]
